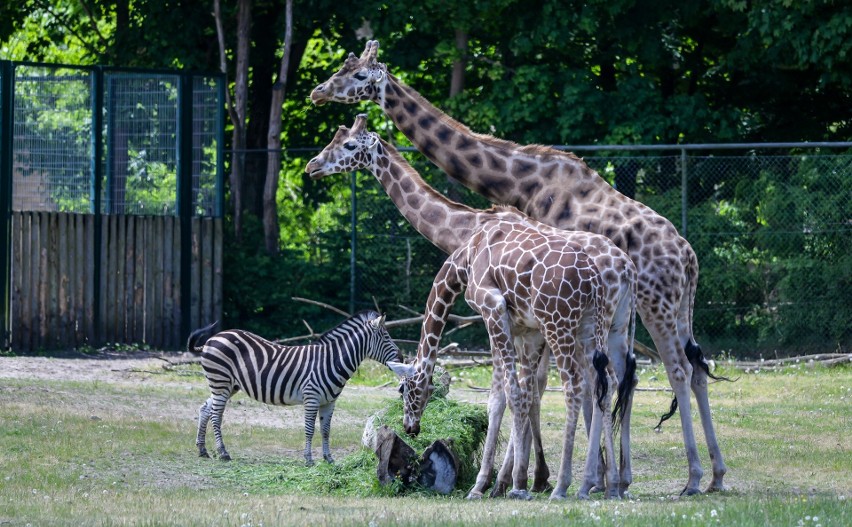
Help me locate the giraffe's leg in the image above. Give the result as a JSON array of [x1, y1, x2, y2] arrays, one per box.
[[530, 339, 551, 493], [690, 348, 728, 492], [646, 320, 703, 495], [319, 401, 336, 464], [493, 335, 550, 496], [208, 392, 232, 461], [548, 334, 582, 500], [468, 355, 506, 500], [303, 396, 319, 466], [196, 398, 213, 458], [607, 319, 636, 498]]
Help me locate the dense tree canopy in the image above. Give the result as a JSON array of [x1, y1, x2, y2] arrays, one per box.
[[1, 1, 849, 351]]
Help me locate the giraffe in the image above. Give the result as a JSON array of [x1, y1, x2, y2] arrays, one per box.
[[387, 213, 622, 500], [311, 40, 727, 495], [305, 115, 639, 498]]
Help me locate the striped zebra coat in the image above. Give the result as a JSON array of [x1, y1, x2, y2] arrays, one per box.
[[187, 311, 401, 465]]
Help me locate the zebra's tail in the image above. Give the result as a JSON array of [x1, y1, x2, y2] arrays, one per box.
[[187, 321, 220, 355]]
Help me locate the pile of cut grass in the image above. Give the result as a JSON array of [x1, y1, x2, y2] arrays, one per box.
[[208, 395, 488, 497]]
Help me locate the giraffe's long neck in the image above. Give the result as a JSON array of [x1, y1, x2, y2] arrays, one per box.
[[369, 139, 481, 255], [378, 74, 599, 211], [414, 254, 466, 396]]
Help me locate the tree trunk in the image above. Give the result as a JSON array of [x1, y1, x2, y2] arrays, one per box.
[[262, 0, 293, 255], [214, 0, 251, 240], [447, 29, 468, 203]]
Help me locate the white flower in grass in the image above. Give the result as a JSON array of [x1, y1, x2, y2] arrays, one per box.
[[711, 509, 718, 517]]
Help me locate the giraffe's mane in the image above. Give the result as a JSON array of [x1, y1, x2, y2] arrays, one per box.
[[390, 73, 587, 165], [379, 137, 481, 215]]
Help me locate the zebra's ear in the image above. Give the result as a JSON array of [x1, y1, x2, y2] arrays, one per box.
[[369, 314, 386, 329], [387, 361, 415, 379]]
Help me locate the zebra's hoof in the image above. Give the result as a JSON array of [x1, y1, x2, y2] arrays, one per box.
[[305, 459, 315, 467], [219, 453, 231, 461], [198, 450, 209, 458], [323, 456, 335, 464]]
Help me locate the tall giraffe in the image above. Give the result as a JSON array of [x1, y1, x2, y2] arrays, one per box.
[[311, 40, 727, 495], [386, 216, 622, 500], [305, 115, 638, 498]]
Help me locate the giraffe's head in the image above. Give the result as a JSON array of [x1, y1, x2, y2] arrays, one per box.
[[388, 360, 434, 437], [305, 114, 380, 179], [311, 40, 387, 106]]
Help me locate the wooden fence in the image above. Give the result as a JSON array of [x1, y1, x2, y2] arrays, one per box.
[[9, 211, 222, 352]]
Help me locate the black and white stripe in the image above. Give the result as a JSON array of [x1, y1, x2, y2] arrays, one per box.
[[188, 311, 401, 465]]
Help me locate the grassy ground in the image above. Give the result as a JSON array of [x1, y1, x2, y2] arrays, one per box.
[[0, 355, 849, 526]]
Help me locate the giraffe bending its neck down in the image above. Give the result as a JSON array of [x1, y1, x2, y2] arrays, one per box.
[[306, 115, 638, 499], [389, 216, 622, 501], [312, 41, 727, 496]]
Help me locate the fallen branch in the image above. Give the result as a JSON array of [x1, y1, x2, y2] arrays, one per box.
[[291, 296, 350, 317]]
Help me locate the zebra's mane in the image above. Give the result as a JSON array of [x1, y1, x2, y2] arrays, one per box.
[[312, 310, 381, 344]]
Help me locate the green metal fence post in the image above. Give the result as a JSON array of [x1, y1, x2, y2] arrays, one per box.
[[350, 171, 357, 315], [177, 74, 194, 343], [91, 67, 104, 344], [0, 61, 13, 348], [681, 148, 688, 237]]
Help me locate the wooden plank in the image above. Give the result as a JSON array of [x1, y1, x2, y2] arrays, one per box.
[[122, 215, 134, 343], [73, 214, 85, 347], [213, 217, 223, 327], [57, 213, 69, 348], [162, 216, 175, 349], [172, 217, 182, 348], [84, 214, 95, 346], [23, 213, 35, 351], [133, 216, 145, 344], [102, 215, 114, 345], [201, 218, 213, 327], [143, 216, 154, 347], [150, 217, 163, 349], [10, 212, 22, 351], [107, 215, 120, 344], [190, 217, 201, 332], [36, 212, 48, 348]]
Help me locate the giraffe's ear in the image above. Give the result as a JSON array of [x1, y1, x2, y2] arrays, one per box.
[[388, 361, 415, 379]]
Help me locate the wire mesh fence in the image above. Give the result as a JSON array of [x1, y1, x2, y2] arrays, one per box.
[[8, 64, 223, 216], [269, 145, 851, 355]]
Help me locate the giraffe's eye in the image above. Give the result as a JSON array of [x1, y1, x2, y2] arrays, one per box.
[[353, 71, 367, 81], [344, 141, 357, 151]]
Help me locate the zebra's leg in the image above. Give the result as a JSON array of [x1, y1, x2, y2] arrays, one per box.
[[303, 397, 320, 466], [196, 398, 213, 458], [319, 401, 336, 464], [208, 392, 232, 461]]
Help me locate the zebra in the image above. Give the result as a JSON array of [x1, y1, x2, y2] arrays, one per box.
[[187, 310, 402, 465]]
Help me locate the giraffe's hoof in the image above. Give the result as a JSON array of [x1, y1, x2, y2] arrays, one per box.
[[490, 482, 508, 498], [679, 485, 702, 497], [508, 489, 533, 501], [466, 490, 484, 500], [548, 491, 568, 501], [532, 479, 552, 494], [705, 482, 728, 493]]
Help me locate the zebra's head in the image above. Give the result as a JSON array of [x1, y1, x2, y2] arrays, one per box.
[[362, 312, 403, 365], [388, 360, 434, 437]]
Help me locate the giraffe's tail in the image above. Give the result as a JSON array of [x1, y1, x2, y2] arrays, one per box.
[[613, 270, 638, 434], [682, 247, 735, 384], [187, 321, 220, 355]]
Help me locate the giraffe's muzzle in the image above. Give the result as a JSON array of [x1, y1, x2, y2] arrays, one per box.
[[310, 84, 329, 106]]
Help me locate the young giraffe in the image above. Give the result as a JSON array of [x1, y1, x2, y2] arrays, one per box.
[[387, 214, 621, 501], [311, 41, 727, 495], [305, 115, 638, 498]]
